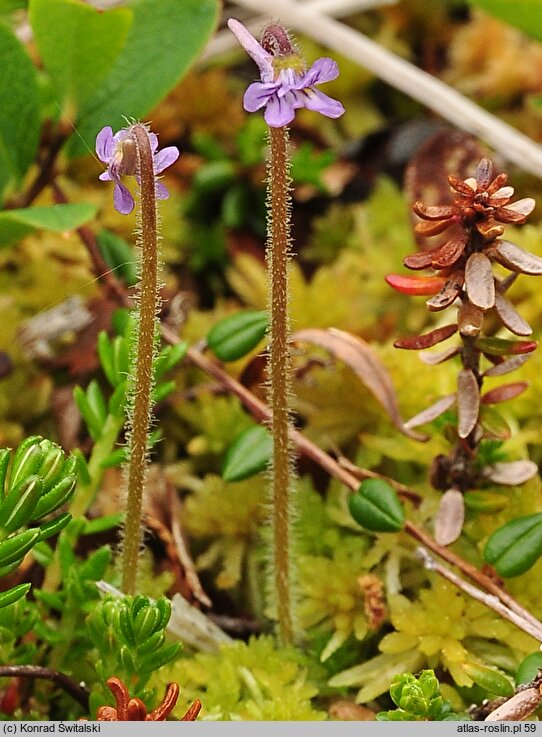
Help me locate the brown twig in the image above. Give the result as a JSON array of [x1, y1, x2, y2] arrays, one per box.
[[0, 665, 89, 710], [52, 181, 127, 303]]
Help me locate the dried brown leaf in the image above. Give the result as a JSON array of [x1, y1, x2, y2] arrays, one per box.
[[493, 240, 542, 275], [394, 324, 457, 350], [457, 368, 480, 438], [465, 253, 495, 309], [419, 345, 461, 365], [493, 292, 532, 336], [426, 272, 464, 311], [435, 489, 465, 546], [483, 353, 532, 377], [431, 237, 467, 268], [293, 328, 426, 440], [404, 394, 456, 429], [482, 460, 538, 486], [481, 382, 528, 405]]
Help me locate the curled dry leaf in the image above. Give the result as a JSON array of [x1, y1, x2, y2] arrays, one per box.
[[426, 272, 464, 311], [465, 253, 495, 309], [431, 237, 468, 268], [435, 488, 465, 546], [481, 382, 528, 405], [293, 327, 426, 440], [493, 291, 532, 336], [404, 394, 456, 429], [394, 324, 457, 350], [483, 353, 532, 378], [457, 368, 480, 439], [458, 301, 484, 337], [482, 460, 539, 486], [492, 239, 542, 275]]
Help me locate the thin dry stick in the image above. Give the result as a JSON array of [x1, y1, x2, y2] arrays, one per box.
[[204, 0, 397, 61], [231, 0, 542, 178], [416, 547, 542, 642], [163, 329, 542, 639], [0, 666, 89, 710]]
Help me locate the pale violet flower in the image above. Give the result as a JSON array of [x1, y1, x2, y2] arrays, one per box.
[[96, 125, 179, 215], [227, 18, 345, 127]]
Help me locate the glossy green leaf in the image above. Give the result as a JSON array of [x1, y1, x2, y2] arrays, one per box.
[[348, 479, 405, 533], [468, 0, 542, 42], [463, 492, 508, 513], [68, 0, 219, 156], [516, 652, 542, 685], [31, 475, 76, 520], [484, 513, 542, 576], [462, 661, 514, 696], [0, 528, 40, 567], [0, 203, 97, 247], [222, 425, 273, 482], [37, 512, 72, 541], [0, 21, 40, 199], [0, 476, 42, 533], [0, 583, 31, 610], [208, 311, 268, 362], [29, 0, 132, 109]]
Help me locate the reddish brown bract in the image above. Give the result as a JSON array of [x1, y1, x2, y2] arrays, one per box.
[[93, 677, 201, 721]]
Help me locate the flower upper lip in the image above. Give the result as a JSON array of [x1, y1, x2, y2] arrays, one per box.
[[228, 18, 345, 128], [95, 125, 179, 215]]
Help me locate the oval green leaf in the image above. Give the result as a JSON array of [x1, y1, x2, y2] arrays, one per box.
[[462, 661, 514, 697], [348, 478, 405, 533], [516, 652, 542, 685], [29, 0, 132, 110], [0, 203, 98, 247], [0, 22, 40, 199], [484, 513, 542, 576], [208, 311, 268, 362], [222, 425, 272, 483], [68, 0, 219, 157]]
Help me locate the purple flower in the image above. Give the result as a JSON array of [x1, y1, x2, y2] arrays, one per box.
[[227, 19, 345, 128], [96, 125, 179, 215]]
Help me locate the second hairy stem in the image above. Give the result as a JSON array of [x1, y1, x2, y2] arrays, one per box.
[[267, 125, 295, 645], [121, 124, 159, 595]]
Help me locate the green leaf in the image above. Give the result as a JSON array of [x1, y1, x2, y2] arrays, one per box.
[[0, 528, 40, 567], [0, 476, 42, 533], [31, 475, 76, 520], [208, 311, 268, 362], [0, 21, 40, 198], [484, 513, 542, 576], [348, 478, 405, 533], [516, 652, 542, 685], [68, 0, 219, 157], [0, 583, 31, 610], [222, 425, 273, 482], [0, 203, 97, 247], [468, 0, 542, 43], [38, 512, 71, 541], [29, 0, 132, 110], [461, 661, 514, 697]]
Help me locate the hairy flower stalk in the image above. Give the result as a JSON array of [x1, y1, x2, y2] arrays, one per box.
[[228, 18, 343, 644], [267, 122, 295, 644], [96, 122, 178, 593]]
